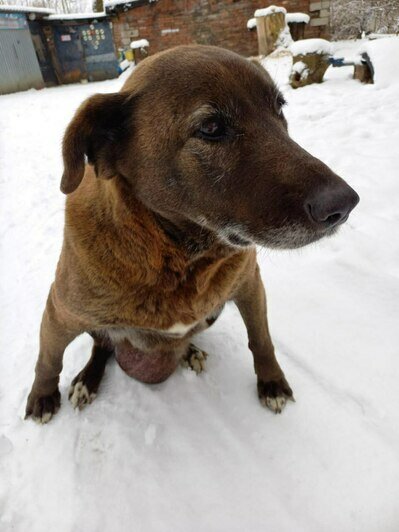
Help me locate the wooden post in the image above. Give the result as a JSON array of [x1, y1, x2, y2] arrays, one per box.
[[256, 11, 286, 56]]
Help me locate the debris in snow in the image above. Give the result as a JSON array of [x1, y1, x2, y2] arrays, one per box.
[[130, 39, 150, 49], [247, 17, 256, 30], [290, 38, 333, 57], [286, 12, 310, 24], [254, 5, 286, 18]]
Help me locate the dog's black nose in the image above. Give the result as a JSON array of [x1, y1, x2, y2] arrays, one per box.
[[305, 183, 359, 228]]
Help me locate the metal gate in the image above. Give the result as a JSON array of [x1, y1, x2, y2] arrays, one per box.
[[0, 13, 44, 95]]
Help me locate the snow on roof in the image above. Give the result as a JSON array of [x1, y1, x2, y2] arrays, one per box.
[[46, 11, 106, 20], [286, 12, 310, 24], [290, 38, 332, 56], [247, 18, 256, 30], [130, 38, 149, 49], [254, 5, 286, 18], [0, 4, 55, 14], [105, 0, 139, 8], [360, 37, 399, 87]]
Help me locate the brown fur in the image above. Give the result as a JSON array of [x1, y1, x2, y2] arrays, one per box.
[[26, 45, 358, 422]]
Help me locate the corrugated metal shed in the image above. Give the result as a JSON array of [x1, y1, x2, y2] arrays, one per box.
[[0, 12, 44, 95]]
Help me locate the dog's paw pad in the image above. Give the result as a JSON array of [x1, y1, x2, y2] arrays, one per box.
[[181, 344, 208, 374], [25, 389, 61, 424], [68, 381, 96, 410], [257, 377, 294, 414]]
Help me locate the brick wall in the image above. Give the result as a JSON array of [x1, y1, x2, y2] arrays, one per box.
[[110, 0, 330, 58]]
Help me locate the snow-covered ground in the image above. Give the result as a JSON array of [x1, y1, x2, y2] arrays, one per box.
[[1, 46, 399, 532]]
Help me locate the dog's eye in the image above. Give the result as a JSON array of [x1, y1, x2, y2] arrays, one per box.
[[197, 118, 226, 141]]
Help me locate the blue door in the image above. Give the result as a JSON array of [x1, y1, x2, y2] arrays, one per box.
[[80, 21, 118, 81]]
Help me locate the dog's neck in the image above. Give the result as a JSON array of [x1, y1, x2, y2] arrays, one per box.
[[109, 175, 236, 260], [152, 212, 226, 258]]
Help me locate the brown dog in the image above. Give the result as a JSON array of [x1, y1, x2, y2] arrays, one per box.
[[25, 45, 359, 423]]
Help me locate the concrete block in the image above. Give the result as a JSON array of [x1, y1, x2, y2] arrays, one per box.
[[319, 9, 330, 17], [310, 17, 329, 26], [310, 2, 322, 10]]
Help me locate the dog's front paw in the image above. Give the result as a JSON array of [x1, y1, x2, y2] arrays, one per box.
[[180, 344, 208, 374], [68, 374, 97, 410], [25, 389, 61, 424], [257, 376, 294, 414]]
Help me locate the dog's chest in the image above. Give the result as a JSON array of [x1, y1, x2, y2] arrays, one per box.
[[106, 249, 250, 331]]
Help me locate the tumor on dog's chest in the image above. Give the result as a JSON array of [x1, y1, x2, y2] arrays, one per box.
[[115, 340, 179, 384]]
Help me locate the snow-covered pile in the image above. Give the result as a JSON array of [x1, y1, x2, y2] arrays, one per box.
[[130, 38, 149, 49], [290, 38, 332, 56], [286, 12, 310, 24], [276, 23, 293, 49], [360, 37, 399, 87], [1, 43, 399, 531], [254, 5, 286, 18]]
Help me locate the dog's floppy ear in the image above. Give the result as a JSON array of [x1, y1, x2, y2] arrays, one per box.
[[61, 92, 132, 194]]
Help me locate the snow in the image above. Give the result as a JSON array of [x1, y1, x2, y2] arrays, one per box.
[[105, 0, 139, 8], [276, 22, 293, 49], [286, 12, 310, 24], [0, 4, 55, 14], [290, 38, 333, 56], [254, 5, 286, 18], [1, 47, 399, 532], [46, 12, 106, 20], [130, 38, 150, 49], [291, 60, 309, 78], [360, 37, 399, 87], [247, 17, 256, 30], [368, 33, 398, 40]]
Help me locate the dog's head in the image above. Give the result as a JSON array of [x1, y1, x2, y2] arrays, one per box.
[[61, 45, 359, 249]]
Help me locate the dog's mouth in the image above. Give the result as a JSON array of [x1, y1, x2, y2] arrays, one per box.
[[258, 224, 340, 250], [216, 222, 341, 250]]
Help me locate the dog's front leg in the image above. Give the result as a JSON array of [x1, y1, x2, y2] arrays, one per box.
[[234, 263, 293, 413], [26, 286, 81, 423]]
